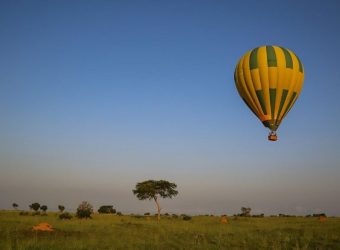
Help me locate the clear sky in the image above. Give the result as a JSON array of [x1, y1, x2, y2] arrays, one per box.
[[1, 0, 339, 216]]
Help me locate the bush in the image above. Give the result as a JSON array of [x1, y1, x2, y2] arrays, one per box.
[[32, 211, 41, 216], [182, 215, 192, 221], [76, 201, 93, 219], [144, 212, 150, 216], [98, 205, 116, 214], [59, 212, 73, 220], [172, 214, 178, 218], [116, 212, 123, 216], [19, 211, 29, 216]]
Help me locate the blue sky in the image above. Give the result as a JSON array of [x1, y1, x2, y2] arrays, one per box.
[[1, 0, 339, 215]]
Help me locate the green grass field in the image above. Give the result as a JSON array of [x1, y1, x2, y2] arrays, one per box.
[[1, 211, 340, 250]]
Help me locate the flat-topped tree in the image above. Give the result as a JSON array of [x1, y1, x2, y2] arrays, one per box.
[[30, 203, 40, 212], [133, 180, 178, 221], [40, 205, 48, 214], [12, 203, 18, 210], [241, 207, 251, 217], [58, 205, 65, 213]]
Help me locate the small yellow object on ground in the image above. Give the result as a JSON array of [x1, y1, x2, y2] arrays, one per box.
[[32, 222, 54, 232], [319, 216, 327, 222], [220, 215, 228, 224]]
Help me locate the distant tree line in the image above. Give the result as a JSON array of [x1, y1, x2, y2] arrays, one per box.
[[11, 179, 327, 220]]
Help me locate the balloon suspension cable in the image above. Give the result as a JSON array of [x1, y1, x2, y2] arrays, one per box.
[[268, 131, 278, 141]]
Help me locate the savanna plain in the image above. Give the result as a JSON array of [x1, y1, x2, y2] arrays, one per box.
[[1, 211, 340, 250]]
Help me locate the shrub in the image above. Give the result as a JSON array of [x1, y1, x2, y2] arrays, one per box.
[[182, 215, 192, 221], [59, 212, 73, 220], [144, 212, 150, 216], [172, 214, 178, 218], [98, 205, 116, 214], [76, 201, 93, 219], [116, 212, 123, 216], [32, 211, 41, 216], [19, 211, 29, 216]]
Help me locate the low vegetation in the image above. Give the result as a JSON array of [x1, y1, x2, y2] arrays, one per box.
[[59, 212, 72, 220], [4, 182, 337, 249], [0, 211, 339, 249]]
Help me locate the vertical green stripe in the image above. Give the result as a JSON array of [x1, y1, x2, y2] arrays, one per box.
[[269, 88, 276, 119], [255, 89, 267, 115], [276, 89, 288, 120], [266, 46, 277, 67], [249, 47, 259, 70], [281, 92, 297, 119], [280, 47, 293, 69], [296, 55, 303, 73]]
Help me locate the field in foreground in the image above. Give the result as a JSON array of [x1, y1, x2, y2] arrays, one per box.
[[1, 211, 340, 250]]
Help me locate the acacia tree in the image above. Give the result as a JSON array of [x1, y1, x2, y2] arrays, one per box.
[[30, 203, 40, 212], [40, 205, 48, 214], [12, 203, 19, 210], [133, 180, 178, 221], [241, 207, 251, 217], [58, 205, 65, 213]]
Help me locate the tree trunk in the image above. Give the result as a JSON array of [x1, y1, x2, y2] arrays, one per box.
[[154, 197, 161, 221]]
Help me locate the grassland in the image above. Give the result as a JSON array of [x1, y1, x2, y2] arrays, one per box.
[[1, 211, 340, 250]]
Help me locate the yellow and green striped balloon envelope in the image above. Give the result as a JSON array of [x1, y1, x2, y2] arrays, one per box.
[[234, 45, 304, 140]]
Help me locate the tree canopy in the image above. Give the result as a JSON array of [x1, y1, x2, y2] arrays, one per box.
[[58, 205, 65, 213], [133, 180, 178, 221], [30, 203, 40, 212], [40, 205, 48, 213], [133, 180, 178, 200]]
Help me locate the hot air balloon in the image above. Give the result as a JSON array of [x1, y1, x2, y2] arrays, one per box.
[[234, 45, 304, 141]]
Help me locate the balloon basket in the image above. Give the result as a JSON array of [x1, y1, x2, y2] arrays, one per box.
[[268, 132, 278, 141]]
